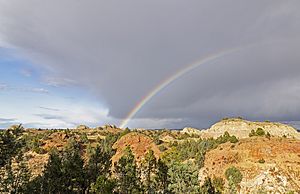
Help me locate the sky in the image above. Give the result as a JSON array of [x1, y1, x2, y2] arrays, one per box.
[[0, 0, 300, 129]]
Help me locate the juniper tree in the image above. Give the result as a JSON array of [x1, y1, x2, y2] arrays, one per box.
[[142, 149, 157, 194], [0, 153, 31, 194], [61, 138, 86, 193], [85, 144, 112, 192], [168, 161, 200, 194], [155, 159, 169, 194], [114, 146, 141, 194], [90, 175, 116, 194], [0, 125, 25, 167]]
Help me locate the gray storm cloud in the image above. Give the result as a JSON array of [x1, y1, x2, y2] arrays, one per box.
[[0, 0, 300, 128]]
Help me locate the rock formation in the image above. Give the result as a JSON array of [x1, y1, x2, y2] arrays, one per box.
[[184, 118, 300, 139]]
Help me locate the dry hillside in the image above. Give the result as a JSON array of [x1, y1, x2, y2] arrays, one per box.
[[6, 118, 300, 193], [200, 137, 300, 193], [112, 132, 161, 164], [183, 118, 300, 139]]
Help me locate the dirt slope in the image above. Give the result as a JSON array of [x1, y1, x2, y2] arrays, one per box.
[[112, 132, 161, 164], [199, 137, 300, 193]]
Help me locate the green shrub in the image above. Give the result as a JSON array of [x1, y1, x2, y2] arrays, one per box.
[[249, 128, 266, 137], [229, 136, 238, 143], [177, 132, 190, 140], [153, 136, 163, 145], [25, 136, 46, 154], [80, 133, 89, 143], [225, 166, 243, 185], [249, 129, 256, 137], [286, 191, 295, 194], [256, 128, 265, 136], [216, 131, 239, 144], [212, 177, 225, 193], [119, 128, 130, 137], [158, 145, 167, 152], [169, 141, 178, 147], [32, 146, 47, 154], [258, 158, 265, 163], [201, 177, 216, 194]]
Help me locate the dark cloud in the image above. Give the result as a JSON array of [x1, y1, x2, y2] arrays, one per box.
[[0, 118, 18, 129], [0, 118, 16, 122], [282, 121, 300, 131], [1, 0, 300, 128], [38, 106, 61, 112], [35, 113, 65, 120]]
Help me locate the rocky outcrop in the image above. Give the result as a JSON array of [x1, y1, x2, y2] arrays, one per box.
[[94, 126, 104, 130], [181, 127, 203, 135], [240, 167, 297, 193], [101, 124, 117, 129], [76, 125, 89, 130], [188, 118, 300, 139], [112, 132, 161, 164], [200, 137, 300, 193]]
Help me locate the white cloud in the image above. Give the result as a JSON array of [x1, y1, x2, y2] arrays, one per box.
[[0, 83, 49, 94], [20, 87, 49, 94], [33, 103, 114, 128], [43, 76, 77, 87], [0, 83, 8, 90], [20, 69, 32, 77]]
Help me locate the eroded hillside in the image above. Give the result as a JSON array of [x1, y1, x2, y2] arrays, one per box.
[[183, 118, 300, 139], [1, 118, 300, 193], [200, 137, 300, 193]]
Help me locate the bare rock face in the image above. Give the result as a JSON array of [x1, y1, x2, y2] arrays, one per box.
[[198, 167, 210, 186], [101, 124, 117, 129], [134, 128, 146, 132], [200, 136, 300, 193], [96, 124, 122, 133], [240, 167, 295, 193], [195, 118, 300, 139], [76, 125, 89, 130], [181, 127, 203, 135]]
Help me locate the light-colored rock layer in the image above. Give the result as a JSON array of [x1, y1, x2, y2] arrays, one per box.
[[181, 127, 203, 135], [199, 137, 300, 193], [184, 118, 300, 139]]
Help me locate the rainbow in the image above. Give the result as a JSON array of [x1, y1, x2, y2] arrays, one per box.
[[119, 45, 253, 128]]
